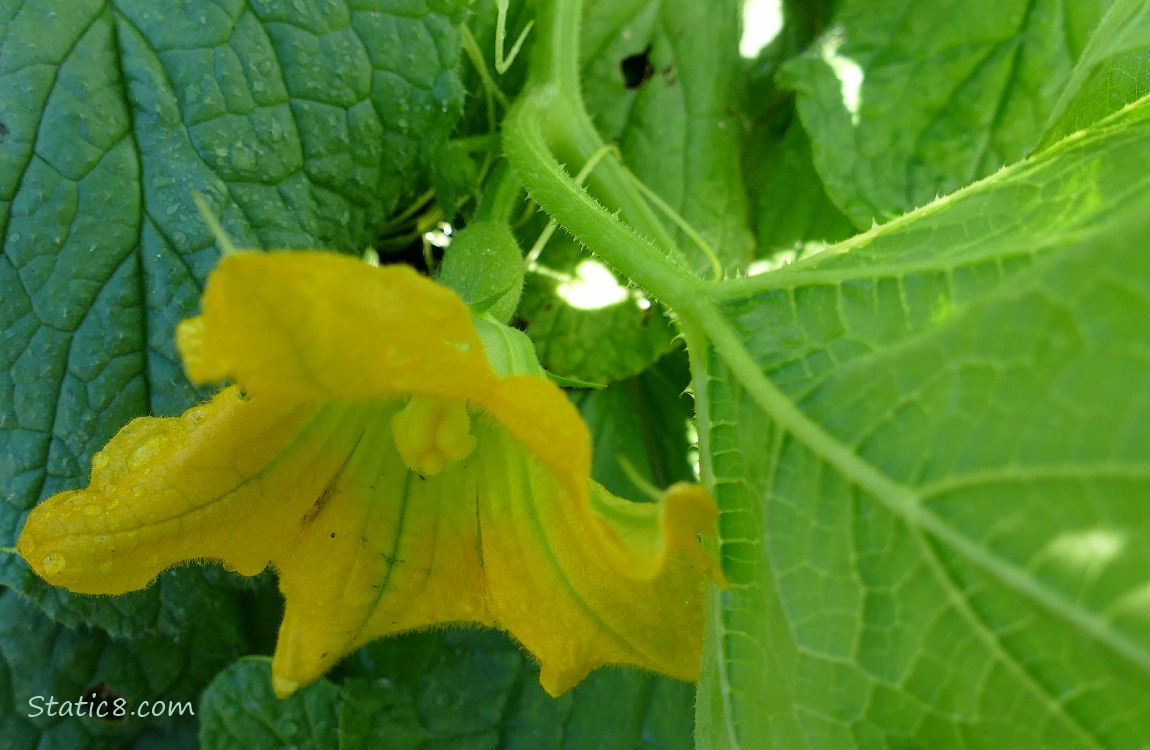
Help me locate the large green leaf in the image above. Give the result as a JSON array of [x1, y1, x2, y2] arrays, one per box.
[[199, 630, 695, 750], [0, 588, 241, 750], [695, 93, 1150, 749], [780, 0, 1114, 227], [0, 0, 464, 631]]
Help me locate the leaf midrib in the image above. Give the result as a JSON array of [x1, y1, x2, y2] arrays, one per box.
[[688, 237, 1150, 682]]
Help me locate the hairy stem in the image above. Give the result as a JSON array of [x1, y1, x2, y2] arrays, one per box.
[[514, 0, 692, 269]]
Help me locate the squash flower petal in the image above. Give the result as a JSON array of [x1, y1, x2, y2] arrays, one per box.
[[17, 252, 723, 698]]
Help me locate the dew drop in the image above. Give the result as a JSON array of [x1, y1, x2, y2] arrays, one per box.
[[84, 504, 101, 518], [97, 560, 113, 575], [41, 553, 66, 577], [131, 439, 161, 466], [91, 452, 110, 472]]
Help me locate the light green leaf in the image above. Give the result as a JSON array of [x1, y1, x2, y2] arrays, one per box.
[[1041, 0, 1150, 146], [780, 0, 1114, 227], [695, 94, 1150, 749], [0, 0, 464, 633]]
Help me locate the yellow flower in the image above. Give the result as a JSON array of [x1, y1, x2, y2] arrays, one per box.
[[17, 251, 723, 698]]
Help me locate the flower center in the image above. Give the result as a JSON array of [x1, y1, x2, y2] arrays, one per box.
[[390, 396, 477, 476]]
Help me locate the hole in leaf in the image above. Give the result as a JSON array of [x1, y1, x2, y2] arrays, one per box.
[[620, 45, 654, 89]]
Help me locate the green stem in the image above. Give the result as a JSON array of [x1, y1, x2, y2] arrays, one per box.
[[474, 159, 522, 224], [517, 0, 691, 270], [504, 87, 704, 313]]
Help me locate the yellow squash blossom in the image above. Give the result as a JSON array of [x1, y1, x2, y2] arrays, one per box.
[[17, 251, 723, 698]]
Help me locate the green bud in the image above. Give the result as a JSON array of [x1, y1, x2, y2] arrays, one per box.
[[437, 220, 524, 324], [473, 315, 546, 379]]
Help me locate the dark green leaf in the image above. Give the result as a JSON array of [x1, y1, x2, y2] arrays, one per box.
[[519, 240, 678, 384], [0, 0, 464, 633], [571, 349, 697, 502], [0, 588, 240, 749], [751, 119, 855, 258], [199, 660, 340, 750], [200, 629, 696, 750]]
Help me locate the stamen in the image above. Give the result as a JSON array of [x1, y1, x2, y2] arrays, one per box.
[[391, 397, 477, 476]]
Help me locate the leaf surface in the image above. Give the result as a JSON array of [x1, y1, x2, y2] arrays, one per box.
[[696, 92, 1150, 749], [0, 0, 464, 632], [780, 0, 1113, 227], [199, 630, 695, 750], [199, 660, 340, 750], [517, 0, 752, 383], [580, 0, 753, 274], [1041, 0, 1150, 145], [0, 588, 241, 749], [572, 349, 697, 501]]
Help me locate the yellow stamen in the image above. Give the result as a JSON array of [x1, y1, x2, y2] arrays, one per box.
[[391, 397, 477, 476]]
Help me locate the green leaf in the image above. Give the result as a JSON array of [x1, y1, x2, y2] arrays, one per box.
[[571, 349, 697, 502], [780, 0, 840, 52], [695, 94, 1150, 748], [200, 629, 695, 750], [780, 0, 1114, 227], [199, 659, 340, 750], [739, 8, 855, 262], [750, 119, 855, 258], [0, 0, 464, 631], [517, 0, 752, 383], [336, 679, 429, 750], [1041, 0, 1150, 146], [0, 588, 241, 749], [519, 241, 678, 384], [580, 0, 753, 274], [352, 629, 696, 749]]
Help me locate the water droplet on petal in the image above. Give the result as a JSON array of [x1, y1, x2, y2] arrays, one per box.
[[97, 560, 113, 575], [41, 553, 66, 577]]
